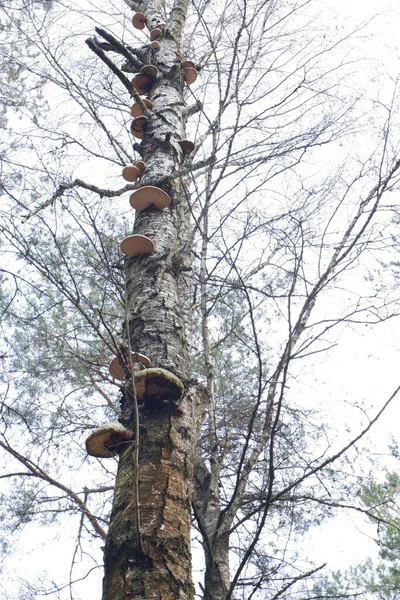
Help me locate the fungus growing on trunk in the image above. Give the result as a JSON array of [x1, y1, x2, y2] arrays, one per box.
[[132, 12, 146, 30], [181, 60, 195, 70], [132, 74, 153, 95], [122, 164, 141, 182], [129, 186, 171, 210], [181, 61, 198, 85], [85, 422, 134, 457], [109, 352, 151, 380], [183, 68, 197, 85], [130, 116, 148, 139], [130, 98, 152, 117], [119, 234, 154, 256], [134, 368, 184, 408], [134, 160, 146, 173], [140, 64, 159, 79], [150, 27, 163, 41], [179, 139, 195, 154]]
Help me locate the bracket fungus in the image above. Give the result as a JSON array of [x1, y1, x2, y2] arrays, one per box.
[[120, 234, 154, 256], [130, 115, 148, 139], [179, 139, 195, 154], [140, 64, 159, 79], [134, 160, 146, 173], [132, 12, 146, 30], [134, 368, 184, 408], [85, 422, 134, 458], [129, 186, 171, 211], [183, 68, 197, 85], [109, 351, 151, 380], [181, 60, 196, 70], [122, 164, 141, 182], [132, 74, 153, 95], [181, 61, 197, 85], [131, 98, 152, 118], [150, 41, 160, 50], [150, 27, 163, 41]]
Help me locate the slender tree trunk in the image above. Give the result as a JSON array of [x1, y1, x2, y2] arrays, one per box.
[[194, 457, 231, 600], [101, 2, 207, 598]]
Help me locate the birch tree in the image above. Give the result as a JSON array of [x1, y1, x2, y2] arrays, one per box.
[[1, 0, 400, 599]]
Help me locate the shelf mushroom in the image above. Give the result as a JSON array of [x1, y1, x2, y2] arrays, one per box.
[[130, 115, 148, 139], [120, 234, 154, 256], [131, 98, 152, 118], [150, 27, 163, 41], [140, 64, 159, 79], [132, 74, 153, 95], [129, 186, 171, 211], [150, 41, 160, 50], [134, 368, 184, 408], [109, 351, 151, 380], [85, 422, 134, 458], [179, 139, 195, 154], [134, 160, 146, 173], [181, 60, 197, 85], [122, 164, 141, 182], [132, 12, 146, 30]]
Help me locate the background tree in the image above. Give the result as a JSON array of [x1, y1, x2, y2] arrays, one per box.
[[312, 459, 400, 600], [1, 0, 400, 599]]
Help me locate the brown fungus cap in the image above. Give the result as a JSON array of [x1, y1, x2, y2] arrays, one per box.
[[109, 352, 151, 380], [120, 234, 154, 256], [132, 74, 153, 95], [122, 164, 141, 182], [179, 139, 195, 154], [130, 116, 148, 139], [134, 368, 184, 407], [181, 60, 196, 70], [132, 12, 146, 30], [130, 98, 152, 118], [131, 115, 148, 132], [140, 64, 159, 78], [150, 41, 160, 50], [134, 160, 146, 172], [85, 422, 134, 458], [129, 186, 171, 211], [184, 67, 197, 85], [150, 27, 163, 41]]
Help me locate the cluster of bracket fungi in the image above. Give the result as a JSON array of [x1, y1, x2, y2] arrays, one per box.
[[85, 10, 197, 459]]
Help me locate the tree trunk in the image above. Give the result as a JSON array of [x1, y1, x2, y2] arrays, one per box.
[[103, 383, 206, 600], [194, 458, 231, 600], [102, 3, 207, 598]]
